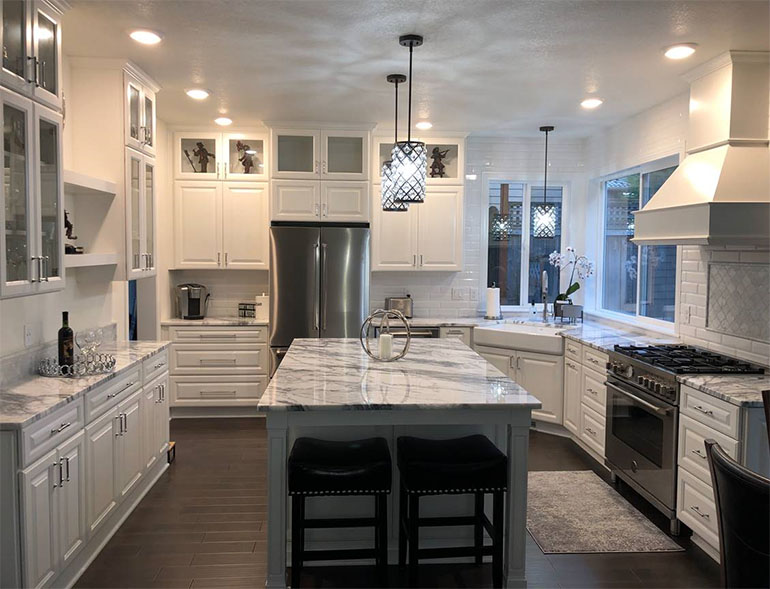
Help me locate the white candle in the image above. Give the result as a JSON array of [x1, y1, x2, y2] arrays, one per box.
[[379, 333, 393, 360]]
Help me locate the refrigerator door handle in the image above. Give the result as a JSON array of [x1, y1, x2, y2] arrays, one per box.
[[321, 243, 328, 330], [313, 243, 320, 331]]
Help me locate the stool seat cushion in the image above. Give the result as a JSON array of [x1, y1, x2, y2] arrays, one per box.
[[397, 435, 507, 494], [288, 437, 392, 495]]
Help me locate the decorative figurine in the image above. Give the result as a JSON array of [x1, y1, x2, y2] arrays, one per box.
[[64, 210, 84, 254], [236, 140, 255, 174], [188, 141, 215, 173], [429, 146, 451, 178]]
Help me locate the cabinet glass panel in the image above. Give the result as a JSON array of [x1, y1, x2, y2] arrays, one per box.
[[426, 143, 459, 180], [38, 118, 59, 279], [277, 135, 313, 172], [128, 83, 140, 142], [145, 163, 154, 261], [36, 10, 57, 95], [228, 138, 264, 175], [2, 1, 26, 78], [326, 136, 362, 174], [179, 137, 216, 175], [129, 157, 140, 270], [4, 104, 29, 282], [143, 95, 153, 147], [377, 142, 395, 177]]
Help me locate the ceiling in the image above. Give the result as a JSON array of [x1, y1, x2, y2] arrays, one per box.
[[62, 0, 770, 138]]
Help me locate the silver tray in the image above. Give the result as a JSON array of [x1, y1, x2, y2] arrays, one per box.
[[38, 353, 117, 378]]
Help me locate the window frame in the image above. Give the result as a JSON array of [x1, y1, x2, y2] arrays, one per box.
[[595, 155, 680, 332], [482, 173, 571, 311]]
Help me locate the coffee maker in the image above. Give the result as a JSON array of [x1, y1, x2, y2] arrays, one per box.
[[175, 283, 210, 320]]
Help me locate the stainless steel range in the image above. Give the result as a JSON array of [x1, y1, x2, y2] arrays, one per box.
[[605, 344, 764, 535]]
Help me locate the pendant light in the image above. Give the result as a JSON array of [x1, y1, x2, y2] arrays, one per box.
[[532, 125, 556, 238], [391, 34, 427, 204], [381, 74, 409, 211]]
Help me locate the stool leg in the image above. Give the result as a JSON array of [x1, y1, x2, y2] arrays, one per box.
[[291, 495, 304, 588], [492, 491, 504, 589], [408, 493, 419, 586], [398, 484, 407, 567], [377, 494, 388, 571], [474, 492, 484, 565]]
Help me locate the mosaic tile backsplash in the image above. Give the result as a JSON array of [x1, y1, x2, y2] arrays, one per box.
[[707, 263, 770, 343]]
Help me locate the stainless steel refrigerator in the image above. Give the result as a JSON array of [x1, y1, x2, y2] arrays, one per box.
[[269, 224, 370, 375]]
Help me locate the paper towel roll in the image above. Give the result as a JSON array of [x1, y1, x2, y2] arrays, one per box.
[[485, 287, 501, 319]]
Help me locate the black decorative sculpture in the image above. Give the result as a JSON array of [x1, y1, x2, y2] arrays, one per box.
[[429, 146, 450, 178], [236, 140, 255, 174], [64, 210, 77, 240], [192, 142, 215, 173]]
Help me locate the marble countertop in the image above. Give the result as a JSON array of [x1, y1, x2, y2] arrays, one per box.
[[161, 317, 268, 326], [678, 374, 770, 408], [560, 321, 680, 353], [406, 317, 492, 327], [258, 338, 541, 412], [0, 341, 170, 430]]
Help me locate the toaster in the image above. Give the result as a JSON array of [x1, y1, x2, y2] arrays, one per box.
[[385, 295, 413, 318]]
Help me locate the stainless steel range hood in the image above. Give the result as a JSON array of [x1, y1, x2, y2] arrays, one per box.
[[633, 51, 770, 246]]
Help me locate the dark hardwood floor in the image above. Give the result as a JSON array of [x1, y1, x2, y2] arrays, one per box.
[[75, 419, 720, 589]]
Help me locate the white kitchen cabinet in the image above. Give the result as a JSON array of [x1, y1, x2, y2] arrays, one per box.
[[125, 148, 156, 278], [0, 0, 65, 111], [174, 131, 269, 181], [174, 181, 269, 269], [20, 450, 58, 589], [271, 179, 369, 222], [563, 358, 582, 435], [515, 351, 563, 424], [439, 326, 473, 347], [372, 135, 465, 186], [372, 186, 464, 271], [56, 431, 86, 569], [321, 181, 370, 222], [116, 391, 143, 500], [84, 408, 118, 536], [1, 88, 64, 298], [142, 374, 169, 472], [320, 130, 369, 180], [474, 347, 511, 376], [271, 127, 369, 180], [124, 68, 158, 157]]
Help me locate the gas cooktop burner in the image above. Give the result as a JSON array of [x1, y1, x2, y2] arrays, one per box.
[[613, 344, 765, 375]]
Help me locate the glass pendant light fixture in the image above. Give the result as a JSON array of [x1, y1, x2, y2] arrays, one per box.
[[392, 34, 427, 204], [381, 73, 409, 211], [532, 125, 557, 238]]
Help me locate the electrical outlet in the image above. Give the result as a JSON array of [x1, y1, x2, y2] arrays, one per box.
[[24, 325, 34, 348], [451, 287, 467, 301]]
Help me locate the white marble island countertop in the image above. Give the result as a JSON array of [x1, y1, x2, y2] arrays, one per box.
[[161, 317, 267, 326], [0, 341, 169, 430], [258, 337, 541, 412]]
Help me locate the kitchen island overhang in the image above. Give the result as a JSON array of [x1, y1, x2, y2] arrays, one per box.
[[258, 338, 541, 589]]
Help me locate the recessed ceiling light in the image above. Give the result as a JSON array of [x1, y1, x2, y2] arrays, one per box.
[[581, 97, 604, 109], [129, 29, 163, 45], [415, 121, 432, 130], [664, 43, 698, 60], [185, 88, 210, 100], [214, 117, 232, 126]]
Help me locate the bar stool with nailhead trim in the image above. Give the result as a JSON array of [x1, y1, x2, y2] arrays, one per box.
[[397, 434, 507, 588], [288, 437, 392, 588]]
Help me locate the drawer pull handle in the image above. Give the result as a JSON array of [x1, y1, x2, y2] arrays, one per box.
[[568, 347, 578, 354], [584, 427, 596, 437], [206, 334, 238, 338], [587, 357, 600, 365], [65, 457, 70, 481], [50, 422, 72, 435], [154, 362, 166, 369], [120, 381, 136, 392], [691, 449, 707, 460], [587, 388, 598, 396], [693, 405, 714, 416], [566, 361, 576, 369], [689, 505, 710, 519], [199, 358, 237, 365], [200, 390, 237, 397]]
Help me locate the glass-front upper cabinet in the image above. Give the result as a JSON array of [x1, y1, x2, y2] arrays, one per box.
[[174, 131, 221, 180], [125, 148, 156, 279], [222, 133, 268, 181], [174, 131, 269, 181], [124, 69, 157, 157], [321, 130, 369, 181], [0, 1, 64, 111], [270, 128, 320, 180], [373, 135, 465, 186]]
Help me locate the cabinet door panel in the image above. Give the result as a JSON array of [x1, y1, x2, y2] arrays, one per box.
[[156, 377, 170, 457], [321, 181, 369, 222], [517, 351, 563, 424], [141, 88, 156, 156], [1, 0, 31, 91], [124, 73, 144, 152], [125, 149, 143, 277], [371, 187, 417, 270], [475, 346, 513, 376], [57, 431, 85, 567], [142, 384, 159, 471], [271, 129, 320, 179], [117, 392, 143, 499], [174, 132, 221, 180], [417, 187, 463, 270], [321, 130, 368, 180], [32, 0, 62, 110], [222, 133, 268, 181], [143, 158, 156, 274], [563, 359, 582, 434], [174, 182, 222, 268], [20, 450, 58, 589], [223, 182, 269, 269], [270, 180, 320, 222], [85, 410, 118, 535]]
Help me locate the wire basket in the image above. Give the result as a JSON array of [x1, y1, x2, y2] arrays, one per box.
[[38, 353, 117, 378]]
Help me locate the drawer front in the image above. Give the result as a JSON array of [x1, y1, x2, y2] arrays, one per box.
[[582, 346, 608, 372], [21, 400, 85, 468], [681, 385, 740, 438], [564, 340, 582, 362], [440, 327, 472, 347], [168, 326, 267, 344], [170, 377, 268, 406], [170, 344, 268, 375], [85, 367, 142, 422], [580, 404, 606, 457], [143, 349, 169, 383], [677, 467, 719, 548], [679, 414, 740, 486], [581, 369, 607, 415]]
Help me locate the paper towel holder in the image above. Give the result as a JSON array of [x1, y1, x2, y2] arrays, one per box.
[[485, 282, 504, 320]]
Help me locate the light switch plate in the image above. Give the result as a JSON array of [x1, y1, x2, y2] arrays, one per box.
[[24, 325, 34, 347], [451, 287, 467, 301]]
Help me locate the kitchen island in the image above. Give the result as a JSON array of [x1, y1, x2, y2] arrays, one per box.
[[257, 338, 541, 588]]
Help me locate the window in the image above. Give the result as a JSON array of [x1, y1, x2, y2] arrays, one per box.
[[601, 164, 677, 322], [488, 181, 563, 307]]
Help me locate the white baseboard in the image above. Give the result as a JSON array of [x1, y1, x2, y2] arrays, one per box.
[[690, 531, 720, 563]]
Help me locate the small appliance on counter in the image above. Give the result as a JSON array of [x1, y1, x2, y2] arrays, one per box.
[[254, 293, 269, 322], [175, 283, 210, 320], [385, 294, 413, 318]]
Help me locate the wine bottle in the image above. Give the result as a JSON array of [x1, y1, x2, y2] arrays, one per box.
[[58, 311, 74, 368]]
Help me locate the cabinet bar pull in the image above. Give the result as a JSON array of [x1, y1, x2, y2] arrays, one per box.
[[50, 422, 72, 435], [691, 448, 707, 460], [65, 456, 70, 482], [225, 252, 228, 266], [200, 390, 237, 397], [587, 388, 598, 396], [689, 505, 710, 519], [53, 461, 62, 488], [122, 412, 128, 433], [420, 254, 424, 266], [217, 252, 221, 266], [154, 362, 166, 369], [205, 334, 237, 338], [584, 427, 596, 437], [693, 405, 714, 416], [199, 358, 237, 365], [115, 415, 122, 436], [413, 254, 417, 266]]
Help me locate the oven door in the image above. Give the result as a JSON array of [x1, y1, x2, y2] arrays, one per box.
[[605, 377, 678, 511]]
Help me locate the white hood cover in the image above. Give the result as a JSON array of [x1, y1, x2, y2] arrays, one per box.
[[633, 51, 770, 245]]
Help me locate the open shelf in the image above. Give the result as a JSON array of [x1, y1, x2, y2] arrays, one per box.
[[63, 170, 117, 198], [64, 253, 120, 269]]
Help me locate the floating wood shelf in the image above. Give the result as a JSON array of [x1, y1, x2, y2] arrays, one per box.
[[63, 170, 117, 198], [64, 253, 120, 268]]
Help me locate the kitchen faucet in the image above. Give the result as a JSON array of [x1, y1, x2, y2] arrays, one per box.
[[541, 270, 549, 322]]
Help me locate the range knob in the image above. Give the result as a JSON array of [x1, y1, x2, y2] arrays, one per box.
[[654, 382, 662, 394], [643, 377, 650, 388], [637, 376, 644, 385], [622, 365, 634, 379]]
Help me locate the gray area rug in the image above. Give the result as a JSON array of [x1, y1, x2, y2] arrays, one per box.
[[527, 470, 684, 553]]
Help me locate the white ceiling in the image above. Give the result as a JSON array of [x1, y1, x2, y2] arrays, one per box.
[[62, 0, 770, 138]]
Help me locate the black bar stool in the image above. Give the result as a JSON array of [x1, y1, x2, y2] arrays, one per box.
[[397, 434, 507, 588], [288, 437, 392, 588]]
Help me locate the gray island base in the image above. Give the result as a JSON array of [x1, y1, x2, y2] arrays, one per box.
[[257, 338, 541, 589]]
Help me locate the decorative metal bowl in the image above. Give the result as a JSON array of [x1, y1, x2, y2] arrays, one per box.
[[38, 353, 117, 378], [360, 309, 411, 362]]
